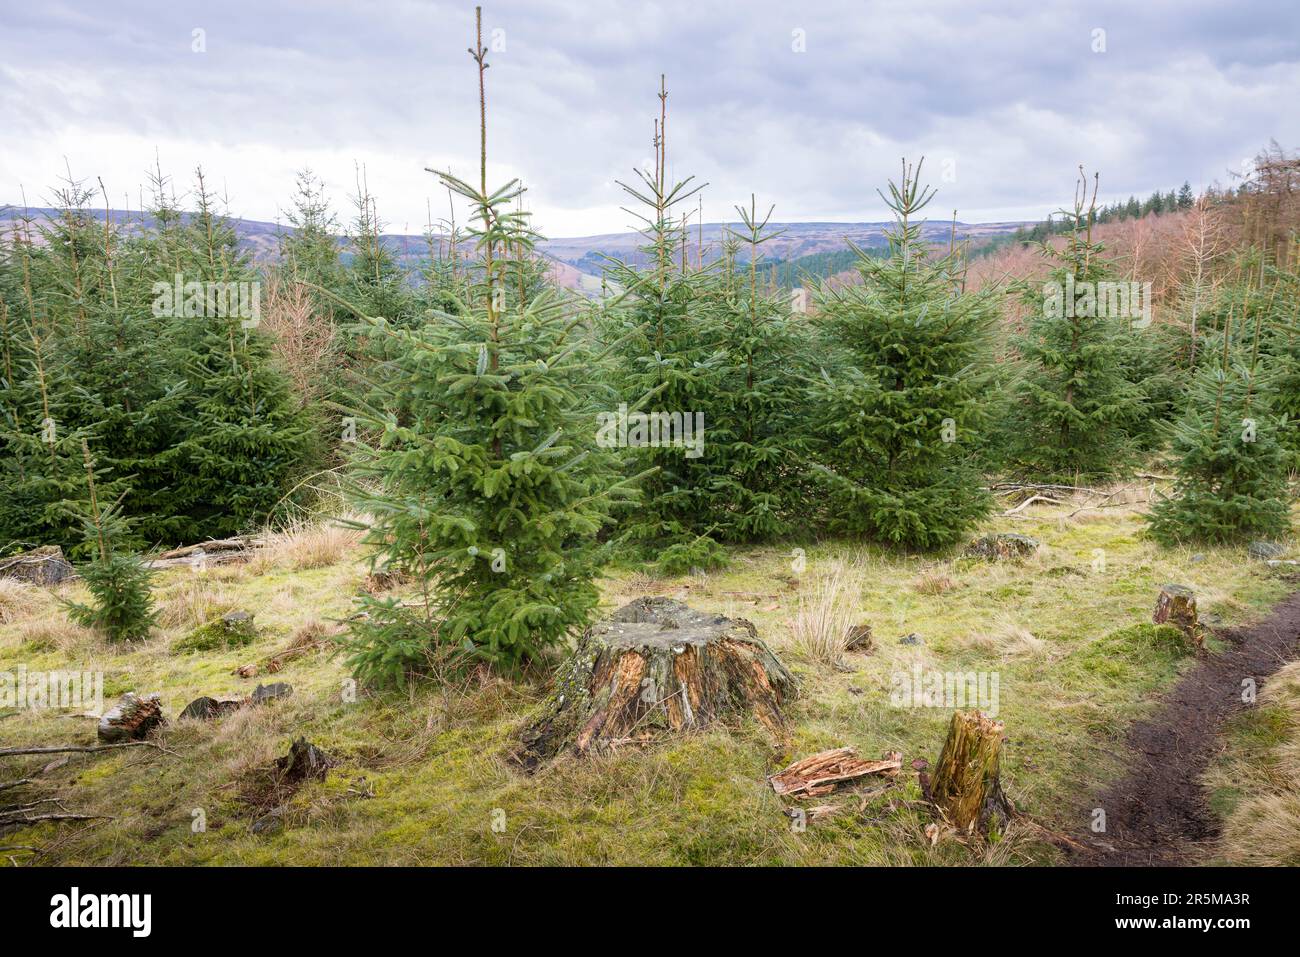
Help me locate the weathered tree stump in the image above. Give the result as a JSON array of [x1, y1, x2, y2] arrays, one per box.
[[518, 597, 796, 767], [0, 546, 74, 585], [964, 533, 1040, 562], [1153, 584, 1202, 650], [97, 692, 166, 743], [929, 710, 1012, 834], [275, 738, 334, 783]]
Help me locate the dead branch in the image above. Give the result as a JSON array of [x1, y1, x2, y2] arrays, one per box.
[[0, 741, 175, 758]]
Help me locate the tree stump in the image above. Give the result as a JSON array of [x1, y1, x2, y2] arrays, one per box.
[[963, 534, 1040, 562], [1153, 584, 1202, 650], [929, 710, 1012, 834], [518, 597, 796, 767], [0, 545, 74, 586], [97, 692, 166, 743]]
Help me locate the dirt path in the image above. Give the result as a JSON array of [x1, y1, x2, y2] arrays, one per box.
[[1079, 590, 1300, 866]]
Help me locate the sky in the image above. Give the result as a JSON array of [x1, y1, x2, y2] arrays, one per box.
[[1, 0, 1297, 238]]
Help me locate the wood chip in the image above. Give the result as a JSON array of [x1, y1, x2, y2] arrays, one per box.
[[769, 746, 903, 799]]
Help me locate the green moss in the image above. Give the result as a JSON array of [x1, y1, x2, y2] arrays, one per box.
[[175, 612, 258, 653]]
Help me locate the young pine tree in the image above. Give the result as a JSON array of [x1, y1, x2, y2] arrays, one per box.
[[339, 8, 636, 686], [1008, 170, 1145, 482], [599, 77, 728, 573], [63, 441, 157, 642], [806, 160, 997, 550], [1147, 303, 1291, 545]]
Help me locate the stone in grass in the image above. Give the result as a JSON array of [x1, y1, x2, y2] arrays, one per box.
[[98, 692, 166, 743], [1152, 584, 1203, 650], [251, 682, 293, 705], [1248, 541, 1287, 562], [176, 610, 258, 653], [963, 533, 1040, 562], [0, 545, 74, 586], [899, 633, 923, 646], [179, 696, 243, 721]]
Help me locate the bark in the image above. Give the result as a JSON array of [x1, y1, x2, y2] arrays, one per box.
[[518, 597, 795, 768], [930, 710, 1012, 834], [1153, 584, 1202, 650], [97, 692, 165, 743]]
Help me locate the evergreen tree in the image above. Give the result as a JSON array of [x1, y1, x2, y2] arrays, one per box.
[[598, 77, 728, 573], [1008, 170, 1145, 482], [1177, 181, 1195, 209], [63, 440, 157, 642], [339, 8, 636, 685], [807, 160, 997, 549], [1147, 302, 1291, 544]]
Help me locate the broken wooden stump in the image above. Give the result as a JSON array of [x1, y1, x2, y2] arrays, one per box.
[[845, 623, 874, 653], [179, 683, 293, 722], [769, 746, 902, 799], [517, 597, 795, 767], [275, 738, 333, 784], [929, 710, 1012, 835], [0, 546, 74, 586], [97, 693, 165, 743], [1153, 584, 1202, 650]]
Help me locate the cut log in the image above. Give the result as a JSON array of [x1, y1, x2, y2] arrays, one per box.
[[1153, 584, 1202, 649], [97, 693, 166, 744], [0, 546, 74, 586], [929, 710, 1012, 834], [144, 536, 265, 570], [517, 597, 795, 767], [769, 746, 902, 799]]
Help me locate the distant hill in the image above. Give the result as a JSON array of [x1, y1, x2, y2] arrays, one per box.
[[0, 205, 1030, 295]]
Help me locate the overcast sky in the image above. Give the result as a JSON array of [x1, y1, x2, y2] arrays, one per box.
[[2, 0, 1297, 237]]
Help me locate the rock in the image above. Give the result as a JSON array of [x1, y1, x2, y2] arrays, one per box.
[[275, 738, 334, 783], [251, 682, 293, 705], [845, 623, 873, 652], [517, 597, 795, 767], [1190, 553, 1206, 563], [1249, 541, 1288, 561], [0, 545, 74, 586], [251, 807, 284, 834], [899, 632, 923, 646], [176, 610, 258, 653], [1152, 584, 1203, 650], [964, 533, 1040, 562], [98, 692, 165, 743], [179, 696, 243, 721]]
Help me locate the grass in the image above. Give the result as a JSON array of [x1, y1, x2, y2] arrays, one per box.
[[1, 501, 1295, 866]]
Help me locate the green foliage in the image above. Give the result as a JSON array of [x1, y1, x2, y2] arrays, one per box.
[[806, 161, 997, 549], [61, 442, 157, 643], [1007, 173, 1146, 482], [174, 613, 258, 653], [1147, 343, 1291, 545], [341, 35, 635, 684]]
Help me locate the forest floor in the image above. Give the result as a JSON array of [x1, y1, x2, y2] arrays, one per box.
[[2, 495, 1299, 866]]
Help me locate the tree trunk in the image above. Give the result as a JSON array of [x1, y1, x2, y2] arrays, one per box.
[[518, 597, 795, 768], [930, 710, 1012, 834], [1153, 584, 1202, 649], [97, 692, 166, 744]]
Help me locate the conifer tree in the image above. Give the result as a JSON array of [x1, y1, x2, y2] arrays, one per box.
[[807, 160, 997, 549], [339, 6, 636, 686], [160, 169, 315, 540], [1147, 298, 1291, 544], [1008, 170, 1145, 482], [599, 77, 728, 573], [63, 440, 157, 642]]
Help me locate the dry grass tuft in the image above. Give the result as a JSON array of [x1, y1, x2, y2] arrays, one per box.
[[912, 569, 956, 596], [788, 562, 862, 668], [250, 519, 362, 574], [156, 578, 239, 630], [957, 619, 1046, 658], [0, 578, 44, 624]]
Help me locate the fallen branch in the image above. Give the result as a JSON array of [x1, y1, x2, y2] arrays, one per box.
[[0, 741, 175, 758], [1001, 494, 1065, 515], [0, 778, 33, 792], [0, 812, 112, 824]]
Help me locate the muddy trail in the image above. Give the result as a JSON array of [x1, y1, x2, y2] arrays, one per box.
[[1076, 590, 1300, 866]]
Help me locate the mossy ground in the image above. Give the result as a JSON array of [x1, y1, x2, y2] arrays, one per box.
[[1, 501, 1295, 865]]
